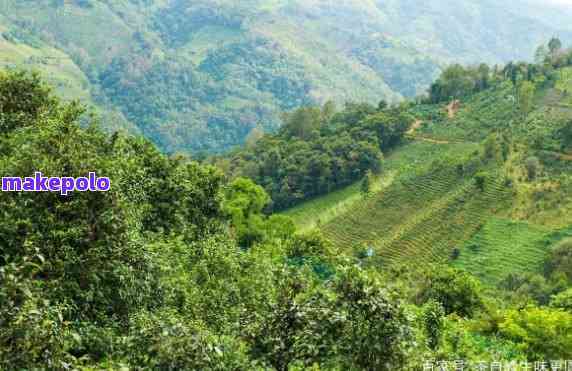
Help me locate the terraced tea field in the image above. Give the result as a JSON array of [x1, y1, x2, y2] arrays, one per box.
[[453, 218, 556, 286], [284, 140, 479, 231], [414, 82, 518, 144], [285, 138, 517, 267], [321, 165, 511, 266], [282, 170, 397, 232], [284, 68, 572, 284]]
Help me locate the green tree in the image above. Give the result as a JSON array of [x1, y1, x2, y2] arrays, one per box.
[[476, 63, 491, 91], [545, 238, 572, 281], [253, 267, 414, 370], [500, 306, 572, 359], [525, 156, 541, 181], [517, 80, 536, 116], [416, 266, 484, 317], [223, 177, 271, 247], [548, 37, 563, 56], [321, 100, 337, 124], [0, 70, 60, 134], [360, 170, 373, 199], [126, 303, 256, 369], [422, 300, 445, 351], [550, 288, 572, 311], [475, 172, 488, 192], [281, 106, 322, 140], [362, 111, 412, 149], [429, 64, 475, 102], [0, 71, 223, 366]]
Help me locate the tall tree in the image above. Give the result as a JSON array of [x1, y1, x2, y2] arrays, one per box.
[[548, 37, 563, 56], [360, 170, 373, 199], [281, 106, 322, 140], [518, 80, 536, 116], [535, 45, 549, 64]]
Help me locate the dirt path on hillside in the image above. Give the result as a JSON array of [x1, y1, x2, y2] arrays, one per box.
[[410, 136, 452, 145], [446, 100, 461, 119], [406, 119, 452, 144], [407, 119, 423, 135]]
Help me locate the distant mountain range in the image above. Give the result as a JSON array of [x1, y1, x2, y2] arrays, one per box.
[[2, 0, 572, 153]]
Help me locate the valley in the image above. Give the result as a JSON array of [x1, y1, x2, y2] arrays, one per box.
[[2, 2, 572, 368], [2, 0, 572, 153]]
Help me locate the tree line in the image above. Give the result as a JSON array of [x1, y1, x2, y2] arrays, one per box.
[[214, 101, 413, 211], [427, 37, 572, 104]]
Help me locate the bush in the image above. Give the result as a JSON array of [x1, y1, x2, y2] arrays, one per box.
[[545, 238, 572, 281], [416, 266, 484, 317], [550, 288, 572, 311], [127, 310, 255, 370], [422, 300, 445, 350], [500, 306, 572, 360], [474, 172, 488, 191], [0, 257, 71, 368], [525, 156, 540, 181], [251, 267, 414, 370]]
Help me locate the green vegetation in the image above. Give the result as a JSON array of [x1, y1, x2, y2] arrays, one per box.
[[4, 27, 572, 368], [279, 39, 572, 297], [283, 169, 396, 232], [453, 218, 553, 286], [218, 102, 412, 211], [3, 1, 572, 153], [1, 69, 423, 369], [500, 307, 572, 359]]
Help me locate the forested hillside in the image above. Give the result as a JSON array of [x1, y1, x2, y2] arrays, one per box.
[[2, 0, 572, 153], [218, 101, 412, 210], [275, 38, 572, 338], [3, 64, 572, 369], [2, 38, 572, 368]]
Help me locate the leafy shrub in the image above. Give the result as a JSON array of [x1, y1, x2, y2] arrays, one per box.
[[500, 306, 572, 360], [550, 288, 572, 311], [525, 156, 541, 181], [416, 267, 484, 317], [545, 238, 572, 281]]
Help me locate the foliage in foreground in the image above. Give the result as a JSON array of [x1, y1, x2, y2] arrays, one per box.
[[2, 65, 572, 369], [0, 70, 417, 369]]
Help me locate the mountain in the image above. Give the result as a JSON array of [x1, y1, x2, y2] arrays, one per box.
[[2, 43, 572, 368], [2, 0, 572, 153]]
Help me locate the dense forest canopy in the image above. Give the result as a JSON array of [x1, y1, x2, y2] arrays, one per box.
[[217, 102, 412, 211]]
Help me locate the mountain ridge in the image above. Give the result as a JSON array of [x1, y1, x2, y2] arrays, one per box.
[[2, 0, 572, 153]]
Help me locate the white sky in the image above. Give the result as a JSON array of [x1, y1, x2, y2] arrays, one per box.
[[541, 0, 572, 5]]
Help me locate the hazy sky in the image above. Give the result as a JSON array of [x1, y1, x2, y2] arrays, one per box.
[[542, 0, 572, 6]]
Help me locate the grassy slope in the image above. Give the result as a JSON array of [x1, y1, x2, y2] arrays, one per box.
[[0, 28, 90, 101], [0, 13, 139, 135], [453, 218, 554, 285], [285, 73, 572, 285]]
